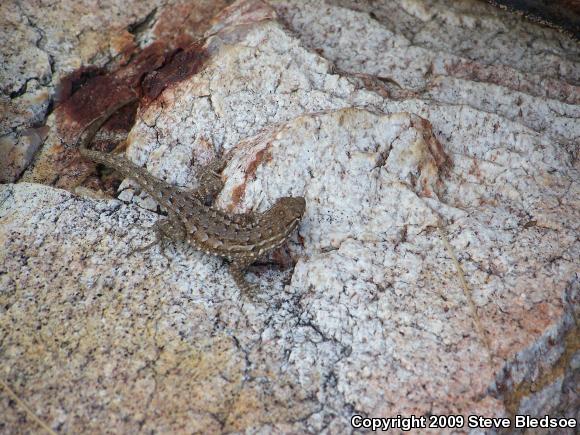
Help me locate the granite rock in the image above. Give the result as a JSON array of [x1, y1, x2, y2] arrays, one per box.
[[1, 0, 579, 433]]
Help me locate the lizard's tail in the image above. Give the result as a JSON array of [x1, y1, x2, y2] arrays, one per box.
[[79, 147, 138, 180], [76, 94, 177, 204], [79, 146, 176, 205]]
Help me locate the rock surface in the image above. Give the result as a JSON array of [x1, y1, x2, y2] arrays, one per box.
[[1, 0, 579, 434]]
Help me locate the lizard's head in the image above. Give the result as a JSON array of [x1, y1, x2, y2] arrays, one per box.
[[265, 196, 306, 231], [276, 196, 305, 219], [250, 196, 305, 257]]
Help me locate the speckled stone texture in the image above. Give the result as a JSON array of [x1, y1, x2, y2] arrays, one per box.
[[1, 0, 579, 434]]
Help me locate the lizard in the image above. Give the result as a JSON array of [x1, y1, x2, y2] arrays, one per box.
[[77, 96, 305, 294]]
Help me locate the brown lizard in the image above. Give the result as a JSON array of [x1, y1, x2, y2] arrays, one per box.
[[77, 98, 305, 294]]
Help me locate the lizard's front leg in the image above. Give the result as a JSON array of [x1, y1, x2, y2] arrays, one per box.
[[229, 256, 258, 296], [190, 157, 228, 205], [130, 215, 185, 258]]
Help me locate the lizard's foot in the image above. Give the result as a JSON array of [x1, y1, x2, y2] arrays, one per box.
[[128, 222, 166, 258]]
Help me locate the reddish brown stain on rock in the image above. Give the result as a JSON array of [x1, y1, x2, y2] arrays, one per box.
[[55, 66, 105, 106], [120, 41, 171, 88], [59, 77, 135, 132], [408, 116, 451, 198], [411, 116, 450, 170], [110, 30, 138, 64], [98, 101, 139, 134], [442, 59, 580, 105], [230, 185, 246, 209], [153, 0, 233, 43], [246, 146, 272, 179], [230, 146, 272, 209], [141, 42, 209, 104], [54, 41, 170, 150]]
